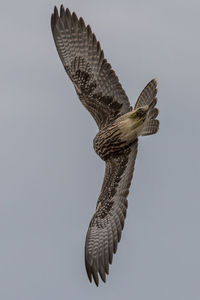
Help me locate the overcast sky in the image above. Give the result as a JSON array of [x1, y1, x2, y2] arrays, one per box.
[[1, 0, 200, 299]]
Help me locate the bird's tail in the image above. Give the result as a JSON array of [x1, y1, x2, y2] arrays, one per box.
[[134, 79, 159, 136]]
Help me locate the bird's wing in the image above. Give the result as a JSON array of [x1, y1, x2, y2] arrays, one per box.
[[85, 140, 138, 285], [51, 6, 132, 129]]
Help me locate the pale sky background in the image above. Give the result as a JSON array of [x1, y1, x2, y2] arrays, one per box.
[[1, 0, 200, 299]]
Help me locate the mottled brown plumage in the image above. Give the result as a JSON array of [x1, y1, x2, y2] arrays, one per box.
[[51, 5, 159, 286]]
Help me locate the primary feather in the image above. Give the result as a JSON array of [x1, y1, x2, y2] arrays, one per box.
[[51, 5, 132, 129]]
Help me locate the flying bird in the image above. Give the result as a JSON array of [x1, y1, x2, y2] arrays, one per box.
[[51, 5, 159, 286]]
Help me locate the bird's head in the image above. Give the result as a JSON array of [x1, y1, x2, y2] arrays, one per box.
[[128, 105, 149, 128]]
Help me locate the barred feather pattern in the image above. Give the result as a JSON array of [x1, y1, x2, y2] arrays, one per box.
[[85, 140, 138, 285], [134, 79, 158, 109], [51, 6, 132, 129]]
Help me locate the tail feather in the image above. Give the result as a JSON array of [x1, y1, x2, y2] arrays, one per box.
[[134, 79, 157, 109], [134, 78, 159, 137], [148, 97, 157, 110], [141, 119, 159, 136], [149, 107, 159, 120]]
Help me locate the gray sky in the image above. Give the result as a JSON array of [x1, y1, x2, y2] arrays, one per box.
[[1, 0, 200, 299]]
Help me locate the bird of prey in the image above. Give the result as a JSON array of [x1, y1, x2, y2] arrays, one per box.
[[51, 5, 159, 286]]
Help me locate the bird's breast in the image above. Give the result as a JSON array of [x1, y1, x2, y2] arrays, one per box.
[[93, 112, 146, 160], [93, 122, 135, 161], [93, 124, 122, 160]]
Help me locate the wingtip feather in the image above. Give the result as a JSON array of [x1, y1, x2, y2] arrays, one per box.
[[50, 13, 54, 30], [54, 6, 59, 18]]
